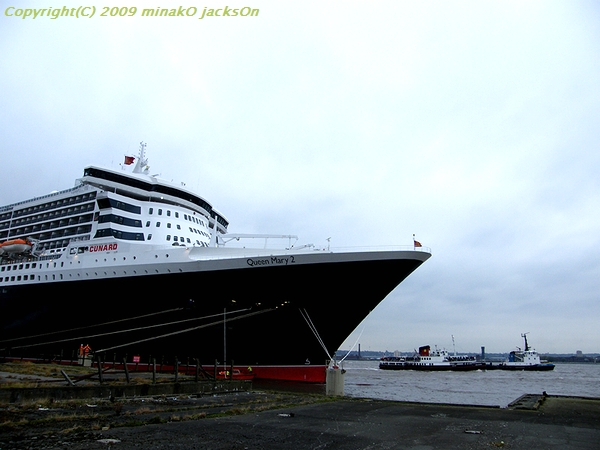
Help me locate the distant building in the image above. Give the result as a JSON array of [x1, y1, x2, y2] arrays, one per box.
[[576, 350, 583, 357]]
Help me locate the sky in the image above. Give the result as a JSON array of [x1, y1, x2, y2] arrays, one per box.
[[1, 1, 599, 355]]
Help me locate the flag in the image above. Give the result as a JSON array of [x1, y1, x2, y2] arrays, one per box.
[[124, 156, 135, 165], [413, 234, 422, 247]]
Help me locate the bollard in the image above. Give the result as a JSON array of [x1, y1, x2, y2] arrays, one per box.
[[326, 365, 345, 396]]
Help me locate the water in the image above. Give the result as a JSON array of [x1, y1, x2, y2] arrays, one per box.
[[342, 360, 600, 407]]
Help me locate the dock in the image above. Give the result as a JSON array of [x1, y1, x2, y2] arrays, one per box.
[[1, 364, 599, 449]]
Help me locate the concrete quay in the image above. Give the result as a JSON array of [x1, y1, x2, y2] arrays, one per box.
[[1, 365, 599, 450], [46, 394, 600, 450]]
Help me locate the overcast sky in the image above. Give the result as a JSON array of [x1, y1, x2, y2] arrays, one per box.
[[2, 1, 599, 354]]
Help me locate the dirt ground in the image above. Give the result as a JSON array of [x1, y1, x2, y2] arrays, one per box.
[[0, 390, 332, 449], [2, 362, 600, 450]]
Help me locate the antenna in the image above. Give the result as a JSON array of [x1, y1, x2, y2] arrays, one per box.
[[133, 142, 149, 174], [521, 332, 530, 351]]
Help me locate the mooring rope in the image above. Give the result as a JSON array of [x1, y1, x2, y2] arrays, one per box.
[[0, 307, 185, 345], [300, 308, 332, 360], [94, 307, 276, 353], [339, 325, 365, 363], [0, 307, 254, 352]]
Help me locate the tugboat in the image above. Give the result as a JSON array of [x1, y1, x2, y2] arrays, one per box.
[[380, 341, 486, 372], [497, 333, 555, 371]]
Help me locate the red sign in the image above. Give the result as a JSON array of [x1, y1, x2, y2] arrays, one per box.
[[132, 355, 141, 363], [89, 243, 118, 252]]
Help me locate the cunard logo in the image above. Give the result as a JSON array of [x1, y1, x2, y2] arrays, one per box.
[[89, 243, 118, 252]]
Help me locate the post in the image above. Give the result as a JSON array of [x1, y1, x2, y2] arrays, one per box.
[[123, 357, 130, 384], [97, 354, 104, 384], [152, 358, 157, 384], [175, 357, 179, 383], [195, 358, 200, 382]]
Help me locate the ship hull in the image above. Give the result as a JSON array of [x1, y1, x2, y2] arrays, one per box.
[[1, 250, 428, 381], [379, 363, 486, 372]]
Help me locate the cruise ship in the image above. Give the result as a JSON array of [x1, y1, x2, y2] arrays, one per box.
[[0, 144, 431, 382]]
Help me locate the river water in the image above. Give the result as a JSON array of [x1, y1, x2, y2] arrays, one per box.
[[341, 360, 600, 408]]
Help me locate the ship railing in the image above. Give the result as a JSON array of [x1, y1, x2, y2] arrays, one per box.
[[0, 184, 89, 214], [318, 245, 432, 254]]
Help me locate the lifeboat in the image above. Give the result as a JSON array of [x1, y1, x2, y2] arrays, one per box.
[[0, 239, 33, 255]]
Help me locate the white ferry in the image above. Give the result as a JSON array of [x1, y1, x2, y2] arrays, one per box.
[[380, 344, 486, 371], [0, 143, 431, 382]]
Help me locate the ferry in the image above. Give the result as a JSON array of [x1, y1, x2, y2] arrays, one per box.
[[0, 143, 431, 382], [380, 345, 486, 371]]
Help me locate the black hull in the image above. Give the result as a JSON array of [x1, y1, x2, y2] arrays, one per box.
[[1, 255, 425, 368], [494, 364, 556, 371]]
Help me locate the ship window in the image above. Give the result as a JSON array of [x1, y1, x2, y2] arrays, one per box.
[[186, 238, 191, 243], [147, 234, 152, 240], [156, 222, 161, 227], [146, 221, 150, 227], [173, 236, 178, 242], [175, 212, 179, 218], [166, 235, 171, 241], [176, 225, 181, 230], [167, 223, 171, 228], [167, 210, 171, 216], [149, 208, 153, 214], [158, 209, 162, 215]]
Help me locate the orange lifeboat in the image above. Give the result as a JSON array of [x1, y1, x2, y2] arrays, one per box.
[[0, 239, 32, 255]]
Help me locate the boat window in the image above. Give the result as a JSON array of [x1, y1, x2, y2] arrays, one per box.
[[147, 234, 152, 240], [158, 209, 162, 215], [167, 210, 171, 216], [146, 221, 151, 227], [156, 222, 161, 227], [97, 198, 141, 214], [167, 223, 171, 228], [166, 235, 171, 241], [149, 208, 153, 214]]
